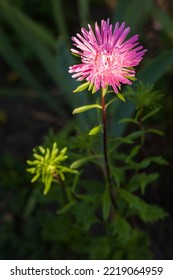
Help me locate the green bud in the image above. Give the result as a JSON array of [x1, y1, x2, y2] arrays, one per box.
[[89, 125, 102, 136]]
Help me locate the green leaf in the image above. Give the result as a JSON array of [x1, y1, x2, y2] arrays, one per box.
[[142, 107, 160, 122], [89, 125, 102, 136], [102, 184, 111, 221], [31, 172, 40, 183], [146, 156, 168, 165], [117, 93, 126, 102], [114, 137, 134, 144], [77, 0, 89, 27], [70, 155, 102, 169], [126, 145, 141, 163], [119, 118, 139, 125], [154, 8, 173, 38], [0, 1, 56, 50], [51, 0, 68, 36], [73, 201, 97, 232], [125, 76, 137, 81], [0, 27, 38, 87], [72, 104, 102, 114], [102, 86, 108, 97], [141, 205, 168, 223], [123, 0, 153, 33], [73, 81, 91, 93], [127, 130, 145, 140], [146, 129, 164, 136], [110, 167, 124, 188], [118, 189, 167, 222], [57, 202, 75, 215], [138, 49, 173, 84], [43, 177, 52, 195], [111, 215, 132, 244], [112, 0, 129, 22], [128, 172, 159, 194]]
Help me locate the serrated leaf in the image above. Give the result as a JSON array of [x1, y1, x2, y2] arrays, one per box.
[[118, 189, 167, 222], [72, 104, 102, 114], [146, 156, 168, 165], [89, 125, 102, 136], [43, 177, 52, 195]]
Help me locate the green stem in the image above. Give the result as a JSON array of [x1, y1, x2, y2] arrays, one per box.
[[101, 89, 117, 213]]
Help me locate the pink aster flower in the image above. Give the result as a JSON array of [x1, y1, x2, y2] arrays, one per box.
[[69, 19, 147, 94]]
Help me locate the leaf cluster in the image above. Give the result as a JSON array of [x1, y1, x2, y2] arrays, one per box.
[[27, 143, 78, 195]]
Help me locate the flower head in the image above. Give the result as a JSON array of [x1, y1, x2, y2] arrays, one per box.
[[27, 143, 78, 195], [69, 19, 147, 94]]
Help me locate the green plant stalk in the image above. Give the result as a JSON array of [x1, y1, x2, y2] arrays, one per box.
[[101, 90, 117, 213], [101, 102, 116, 210]]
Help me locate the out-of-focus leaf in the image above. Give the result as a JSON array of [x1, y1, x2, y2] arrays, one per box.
[[51, 0, 68, 36], [128, 172, 159, 194], [111, 214, 132, 244], [112, 0, 130, 22], [146, 128, 164, 136], [125, 145, 140, 163], [118, 189, 168, 223], [138, 49, 173, 84], [154, 8, 173, 39], [77, 0, 89, 27], [57, 202, 75, 215], [113, 0, 153, 33], [0, 28, 37, 87], [123, 0, 153, 32], [70, 155, 102, 169], [110, 48, 173, 136], [0, 87, 36, 97], [0, 0, 56, 50], [72, 104, 102, 114], [142, 108, 160, 122], [56, 38, 96, 127], [89, 125, 102, 136]]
